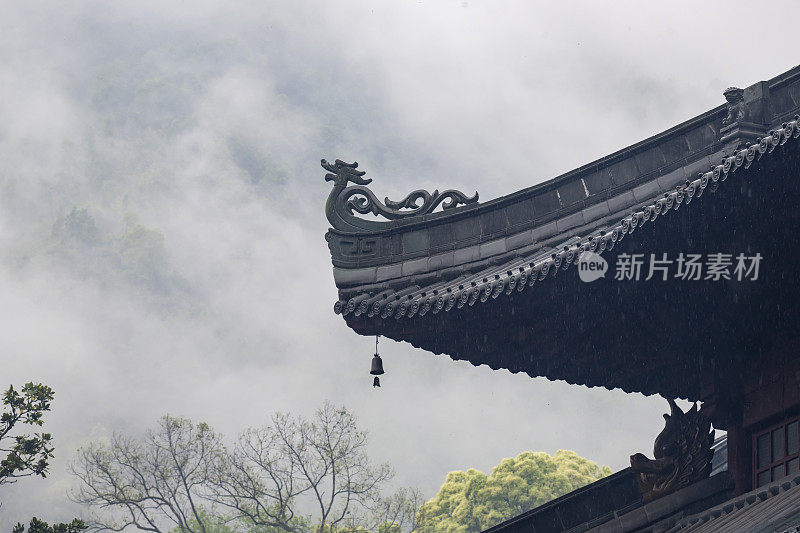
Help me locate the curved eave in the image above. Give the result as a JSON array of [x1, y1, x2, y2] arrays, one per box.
[[336, 127, 795, 323], [337, 127, 800, 399]]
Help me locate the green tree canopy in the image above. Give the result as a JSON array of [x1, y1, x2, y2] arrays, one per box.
[[2, 383, 84, 528], [12, 518, 87, 533], [1, 382, 55, 485], [415, 450, 612, 532]]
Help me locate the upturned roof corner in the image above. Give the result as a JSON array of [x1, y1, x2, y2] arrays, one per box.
[[322, 158, 479, 233]]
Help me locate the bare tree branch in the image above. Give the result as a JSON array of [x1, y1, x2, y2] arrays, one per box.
[[208, 402, 395, 532], [71, 405, 407, 532], [70, 416, 223, 533]]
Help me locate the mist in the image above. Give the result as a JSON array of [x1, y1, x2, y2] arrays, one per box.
[[1, 0, 798, 524]]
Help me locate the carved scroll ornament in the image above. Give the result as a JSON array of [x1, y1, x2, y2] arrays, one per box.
[[629, 397, 715, 502], [322, 159, 478, 232]]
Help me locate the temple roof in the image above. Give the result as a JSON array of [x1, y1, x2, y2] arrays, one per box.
[[485, 470, 734, 533], [665, 474, 800, 532], [486, 470, 800, 533], [322, 64, 800, 399]]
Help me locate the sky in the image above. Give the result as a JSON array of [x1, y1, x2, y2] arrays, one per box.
[[1, 0, 800, 525]]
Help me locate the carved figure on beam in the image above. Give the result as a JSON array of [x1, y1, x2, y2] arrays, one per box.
[[722, 87, 745, 126], [630, 397, 715, 502]]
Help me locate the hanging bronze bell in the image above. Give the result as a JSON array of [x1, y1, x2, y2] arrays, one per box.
[[370, 353, 384, 376], [370, 336, 384, 388]]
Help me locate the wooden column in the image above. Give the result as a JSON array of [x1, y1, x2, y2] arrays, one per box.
[[725, 422, 752, 495]]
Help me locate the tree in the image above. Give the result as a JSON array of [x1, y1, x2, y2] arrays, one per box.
[[52, 207, 101, 246], [208, 402, 394, 533], [164, 505, 303, 533], [369, 488, 423, 533], [71, 415, 224, 532], [415, 450, 612, 532], [71, 404, 407, 533], [166, 507, 244, 533], [414, 469, 486, 532], [2, 383, 84, 526], [1, 383, 55, 486], [13, 518, 87, 533]]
